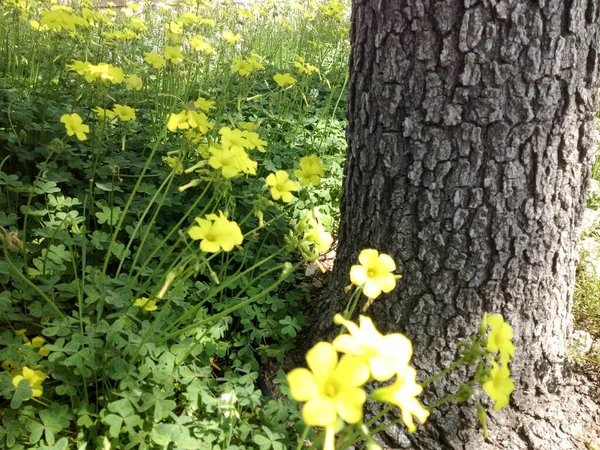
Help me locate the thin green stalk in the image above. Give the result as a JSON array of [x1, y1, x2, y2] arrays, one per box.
[[421, 358, 466, 388], [160, 247, 287, 336], [2, 243, 65, 319], [126, 181, 215, 285], [115, 170, 175, 277], [156, 261, 297, 344], [295, 425, 310, 450]]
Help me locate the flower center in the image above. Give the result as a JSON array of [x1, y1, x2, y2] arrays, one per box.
[[324, 382, 337, 398], [367, 269, 376, 278]]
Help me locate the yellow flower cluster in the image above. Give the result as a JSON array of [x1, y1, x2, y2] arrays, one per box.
[[93, 105, 136, 122], [144, 51, 167, 69], [295, 55, 320, 75], [294, 155, 325, 187], [299, 211, 333, 255], [287, 315, 428, 450], [188, 211, 243, 253], [482, 314, 515, 410], [189, 35, 214, 54], [12, 367, 48, 399], [2, 332, 50, 401], [39, 7, 87, 32], [207, 144, 257, 178], [222, 30, 241, 45], [167, 110, 213, 134], [232, 54, 264, 76], [67, 61, 124, 84], [202, 126, 267, 179]]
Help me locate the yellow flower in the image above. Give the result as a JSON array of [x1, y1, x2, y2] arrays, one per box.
[[164, 46, 184, 64], [193, 96, 215, 111], [144, 51, 166, 69], [239, 121, 260, 131], [12, 366, 47, 399], [350, 249, 398, 299], [88, 63, 124, 84], [287, 342, 369, 450], [93, 106, 116, 120], [125, 74, 143, 90], [2, 360, 16, 371], [333, 314, 412, 381], [222, 30, 240, 45], [295, 56, 319, 75], [189, 36, 214, 54], [232, 58, 253, 76], [187, 211, 243, 253], [371, 367, 429, 432], [24, 336, 51, 357], [112, 104, 136, 121], [247, 54, 264, 70], [114, 29, 136, 40], [67, 60, 91, 75], [60, 113, 89, 141], [186, 110, 213, 134], [303, 212, 333, 254], [162, 156, 184, 175], [265, 170, 298, 203], [242, 131, 267, 152], [134, 297, 158, 312], [167, 111, 190, 132], [294, 155, 325, 187], [220, 127, 250, 152], [273, 73, 296, 88], [208, 145, 256, 178], [167, 21, 182, 34], [130, 17, 146, 31], [485, 314, 515, 364], [482, 361, 514, 410]]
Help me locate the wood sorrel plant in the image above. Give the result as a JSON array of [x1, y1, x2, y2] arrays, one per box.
[[286, 249, 516, 450], [0, 0, 351, 447]]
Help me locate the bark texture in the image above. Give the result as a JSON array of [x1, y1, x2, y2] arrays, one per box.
[[307, 0, 600, 448]]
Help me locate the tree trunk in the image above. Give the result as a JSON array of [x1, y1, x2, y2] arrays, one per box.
[[307, 0, 600, 448]]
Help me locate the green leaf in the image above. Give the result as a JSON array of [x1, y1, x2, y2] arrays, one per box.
[[28, 420, 44, 445], [102, 413, 123, 438], [107, 358, 129, 380], [11, 379, 31, 409], [39, 406, 71, 445], [77, 414, 93, 428], [95, 206, 122, 226], [107, 398, 134, 417], [253, 434, 270, 447]]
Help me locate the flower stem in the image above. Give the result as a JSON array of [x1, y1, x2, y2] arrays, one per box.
[[421, 358, 466, 388]]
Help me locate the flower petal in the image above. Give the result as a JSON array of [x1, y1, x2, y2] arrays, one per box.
[[350, 265, 367, 286], [378, 253, 396, 272], [363, 280, 382, 299], [375, 273, 396, 293], [302, 397, 336, 426], [287, 368, 320, 401], [334, 355, 370, 389], [358, 249, 379, 267], [335, 388, 366, 424], [306, 342, 337, 383]]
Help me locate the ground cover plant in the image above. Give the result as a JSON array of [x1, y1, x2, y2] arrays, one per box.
[[0, 0, 349, 447]]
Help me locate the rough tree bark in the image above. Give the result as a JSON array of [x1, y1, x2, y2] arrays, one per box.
[[307, 0, 600, 448]]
